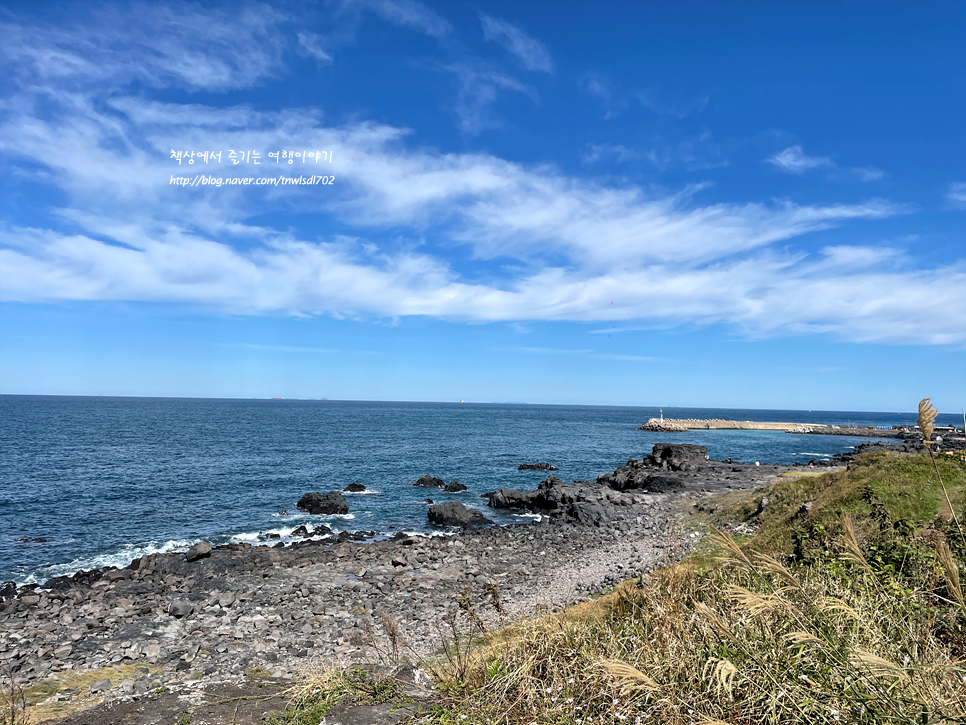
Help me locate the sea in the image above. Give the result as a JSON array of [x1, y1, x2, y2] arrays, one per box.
[[0, 395, 935, 585]]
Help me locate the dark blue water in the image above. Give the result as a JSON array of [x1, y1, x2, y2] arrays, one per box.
[[0, 395, 927, 584]]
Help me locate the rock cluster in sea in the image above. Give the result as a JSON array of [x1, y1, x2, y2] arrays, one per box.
[[296, 491, 349, 515]]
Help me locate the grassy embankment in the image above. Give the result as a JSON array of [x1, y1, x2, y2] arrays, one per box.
[[272, 445, 966, 725]]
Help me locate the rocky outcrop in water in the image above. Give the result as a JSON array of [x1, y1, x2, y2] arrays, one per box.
[[427, 502, 493, 528], [413, 475, 445, 488], [484, 444, 786, 523], [443, 480, 467, 493], [597, 444, 708, 490], [518, 463, 558, 471], [344, 483, 367, 493], [296, 491, 349, 515], [483, 475, 635, 527]]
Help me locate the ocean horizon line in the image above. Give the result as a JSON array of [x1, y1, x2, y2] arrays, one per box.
[[0, 393, 925, 416]]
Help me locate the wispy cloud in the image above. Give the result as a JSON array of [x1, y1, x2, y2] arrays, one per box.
[[359, 0, 451, 39], [582, 132, 726, 172], [851, 166, 885, 182], [442, 62, 533, 133], [946, 182, 966, 209], [578, 72, 707, 119], [0, 3, 289, 92], [582, 143, 645, 165], [480, 15, 552, 73], [0, 7, 962, 347], [296, 32, 333, 63], [767, 145, 834, 174]]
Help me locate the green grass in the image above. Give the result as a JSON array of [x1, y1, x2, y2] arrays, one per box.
[[732, 451, 965, 558]]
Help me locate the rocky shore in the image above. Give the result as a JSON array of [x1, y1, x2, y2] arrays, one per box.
[[0, 445, 810, 721]]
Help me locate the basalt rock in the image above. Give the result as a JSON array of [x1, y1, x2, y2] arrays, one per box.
[[185, 541, 212, 562], [414, 475, 445, 488], [484, 488, 538, 509], [444, 480, 467, 493], [566, 502, 610, 527], [595, 443, 708, 491], [648, 443, 709, 471], [0, 581, 16, 600], [518, 463, 558, 471], [297, 491, 349, 515], [344, 483, 367, 493], [427, 502, 493, 528]]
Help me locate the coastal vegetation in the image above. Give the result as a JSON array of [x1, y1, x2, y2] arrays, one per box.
[[275, 439, 966, 723]]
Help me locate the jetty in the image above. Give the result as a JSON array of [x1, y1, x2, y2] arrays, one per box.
[[638, 417, 905, 438]]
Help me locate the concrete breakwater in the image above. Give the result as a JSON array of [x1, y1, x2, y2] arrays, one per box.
[[638, 418, 904, 438]]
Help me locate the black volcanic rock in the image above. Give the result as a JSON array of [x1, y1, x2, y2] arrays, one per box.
[[343, 483, 367, 493], [649, 443, 709, 471], [444, 480, 467, 493], [0, 581, 17, 601], [596, 444, 707, 491], [485, 488, 538, 509], [427, 502, 493, 528], [518, 463, 558, 471], [185, 541, 212, 562], [296, 491, 349, 515], [414, 475, 445, 488]]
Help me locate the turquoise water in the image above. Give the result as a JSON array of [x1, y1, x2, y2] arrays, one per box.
[[0, 395, 922, 584]]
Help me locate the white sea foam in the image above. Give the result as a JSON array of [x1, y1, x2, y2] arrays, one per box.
[[23, 538, 194, 586], [344, 490, 381, 495], [512, 512, 543, 521], [399, 530, 451, 538]]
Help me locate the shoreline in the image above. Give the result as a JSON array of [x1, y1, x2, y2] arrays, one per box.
[[0, 440, 917, 721]]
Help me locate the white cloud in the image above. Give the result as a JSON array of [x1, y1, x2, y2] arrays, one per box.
[[0, 11, 962, 347], [946, 182, 966, 209], [296, 32, 333, 64], [767, 146, 834, 174], [851, 166, 885, 182], [0, 3, 289, 92], [582, 143, 644, 165], [480, 15, 553, 73], [583, 133, 726, 172], [816, 245, 903, 268], [361, 0, 451, 39], [442, 63, 533, 134], [578, 72, 707, 119]]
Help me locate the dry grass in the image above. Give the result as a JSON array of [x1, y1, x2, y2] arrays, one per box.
[[411, 449, 966, 725], [10, 662, 160, 724], [781, 469, 830, 479], [419, 538, 965, 724]]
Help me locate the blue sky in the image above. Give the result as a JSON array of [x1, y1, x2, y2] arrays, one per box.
[[0, 0, 963, 412]]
